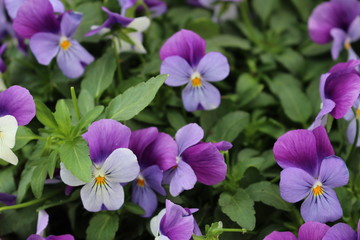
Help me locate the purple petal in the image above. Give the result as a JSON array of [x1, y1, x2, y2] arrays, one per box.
[[146, 0, 167, 17], [175, 123, 204, 155], [279, 168, 314, 203], [347, 118, 360, 146], [143, 132, 178, 171], [182, 81, 221, 112], [0, 85, 36, 126], [60, 12, 82, 38], [46, 235, 74, 240], [161, 56, 192, 87], [13, 0, 60, 39], [264, 231, 297, 240], [330, 28, 346, 60], [118, 0, 137, 15], [163, 160, 197, 197], [129, 127, 158, 167], [141, 165, 166, 196], [49, 0, 65, 13], [301, 186, 343, 223], [348, 16, 360, 41], [358, 220, 360, 240], [196, 52, 230, 82], [322, 223, 356, 240], [319, 156, 349, 188], [160, 200, 195, 240], [160, 29, 206, 67], [182, 142, 226, 185], [298, 221, 330, 240], [36, 210, 49, 235], [309, 99, 335, 130], [0, 193, 16, 206], [312, 126, 335, 161], [132, 183, 158, 218], [82, 119, 131, 164], [328, 59, 360, 73], [212, 141, 233, 151], [27, 235, 45, 240], [273, 129, 320, 177], [4, 0, 24, 19], [30, 32, 60, 65]]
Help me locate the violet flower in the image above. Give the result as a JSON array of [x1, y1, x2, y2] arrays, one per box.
[[4, 0, 64, 19], [310, 60, 360, 130], [163, 123, 230, 197], [0, 192, 16, 206], [128, 127, 177, 218], [273, 126, 349, 223], [0, 0, 12, 40], [322, 220, 360, 240], [0, 85, 35, 165], [0, 43, 6, 73], [308, 0, 360, 60], [118, 0, 167, 17], [346, 98, 360, 146], [27, 210, 74, 240], [60, 119, 140, 212], [150, 200, 201, 240], [160, 29, 230, 112], [264, 221, 330, 240]]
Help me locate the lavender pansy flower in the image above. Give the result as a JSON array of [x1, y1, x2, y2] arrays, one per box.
[[150, 200, 200, 240], [160, 29, 230, 112], [118, 0, 167, 17], [308, 0, 360, 60], [264, 221, 330, 240], [0, 43, 6, 73], [60, 119, 140, 212], [129, 127, 176, 217], [29, 11, 94, 78], [310, 60, 360, 130], [163, 123, 230, 197], [0, 85, 35, 165], [27, 210, 74, 240], [322, 220, 360, 240], [5, 0, 64, 19], [273, 126, 349, 223]]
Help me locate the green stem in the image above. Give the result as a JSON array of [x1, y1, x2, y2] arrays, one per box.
[[112, 38, 123, 86], [70, 87, 81, 121], [347, 107, 359, 161], [221, 228, 248, 233]]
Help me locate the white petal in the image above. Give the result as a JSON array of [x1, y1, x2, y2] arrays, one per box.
[[0, 145, 18, 165], [0, 115, 18, 148], [101, 181, 124, 211], [128, 32, 147, 54], [127, 16, 150, 32], [60, 163, 86, 186], [80, 180, 103, 212], [150, 208, 166, 237], [36, 210, 49, 235], [101, 148, 140, 183]]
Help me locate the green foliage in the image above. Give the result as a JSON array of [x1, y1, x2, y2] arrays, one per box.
[[86, 213, 120, 240]]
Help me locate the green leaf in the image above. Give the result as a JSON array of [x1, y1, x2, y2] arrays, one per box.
[[253, 0, 279, 23], [218, 189, 256, 230], [81, 50, 117, 99], [54, 100, 72, 135], [123, 202, 146, 215], [74, 2, 103, 42], [17, 166, 35, 203], [0, 167, 15, 193], [246, 181, 292, 211], [185, 17, 220, 39], [72, 106, 104, 136], [78, 89, 95, 116], [208, 35, 251, 50], [47, 151, 58, 179], [30, 163, 48, 199], [236, 73, 264, 107], [106, 74, 167, 121], [207, 111, 250, 142], [166, 110, 187, 130], [86, 212, 120, 240], [35, 100, 57, 129], [290, 0, 314, 21], [275, 49, 305, 76], [14, 126, 38, 151], [59, 137, 92, 182]]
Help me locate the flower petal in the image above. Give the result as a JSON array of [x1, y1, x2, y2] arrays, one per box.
[[182, 81, 221, 112], [301, 186, 343, 223], [298, 221, 330, 240], [308, 99, 335, 130], [0, 86, 36, 126], [212, 141, 233, 151], [182, 142, 226, 185], [129, 127, 158, 166], [347, 118, 360, 146], [0, 115, 18, 148], [160, 29, 206, 67], [312, 126, 335, 160], [273, 129, 320, 176], [4, 0, 23, 19], [279, 167, 314, 203], [0, 145, 18, 165], [264, 231, 297, 240], [319, 156, 349, 188], [36, 210, 49, 235], [30, 32, 60, 65], [175, 123, 204, 155], [49, 0, 65, 13], [330, 28, 346, 60], [322, 223, 356, 240], [141, 165, 166, 196], [0, 193, 16, 206], [60, 12, 82, 37], [127, 16, 150, 32], [102, 148, 140, 183], [131, 183, 158, 218], [150, 208, 166, 237], [329, 59, 360, 73], [82, 119, 131, 164], [60, 163, 86, 187], [160, 56, 192, 87], [348, 16, 360, 41], [197, 52, 230, 82]]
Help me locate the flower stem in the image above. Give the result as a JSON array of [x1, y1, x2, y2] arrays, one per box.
[[70, 86, 81, 121], [347, 107, 359, 162], [112, 38, 123, 86], [221, 228, 249, 233]]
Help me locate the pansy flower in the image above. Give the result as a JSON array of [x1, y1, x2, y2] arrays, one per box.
[[160, 29, 230, 112], [119, 0, 167, 17], [129, 127, 177, 217], [188, 0, 242, 22], [0, 0, 12, 40], [27, 210, 74, 240], [4, 0, 64, 19], [308, 0, 360, 60], [273, 126, 349, 222], [0, 43, 6, 73], [0, 192, 16, 206], [322, 220, 360, 240], [310, 60, 360, 130], [163, 123, 230, 197], [150, 200, 201, 240], [0, 85, 35, 165], [346, 98, 360, 146], [60, 119, 140, 212]]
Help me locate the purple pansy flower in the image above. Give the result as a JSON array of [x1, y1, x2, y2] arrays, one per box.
[[27, 210, 74, 240], [5, 0, 64, 19], [0, 0, 13, 40], [150, 200, 201, 240], [308, 0, 360, 60], [0, 192, 16, 206], [160, 29, 230, 112], [310, 60, 360, 130], [346, 98, 360, 146], [322, 220, 360, 240], [0, 43, 6, 73], [0, 85, 35, 165], [273, 126, 349, 223], [118, 0, 167, 17], [264, 221, 330, 240], [128, 127, 177, 217], [60, 119, 140, 212], [163, 123, 230, 197]]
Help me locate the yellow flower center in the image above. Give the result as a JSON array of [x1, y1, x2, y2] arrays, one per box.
[[137, 178, 145, 187], [356, 109, 360, 119], [95, 176, 106, 185], [312, 185, 324, 196], [59, 38, 72, 51], [191, 77, 202, 87], [344, 41, 351, 50]]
